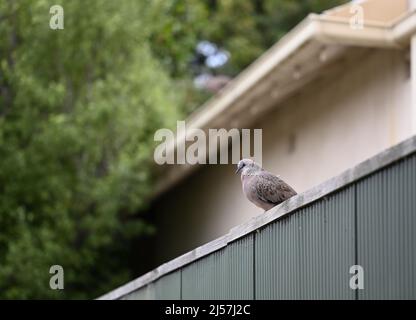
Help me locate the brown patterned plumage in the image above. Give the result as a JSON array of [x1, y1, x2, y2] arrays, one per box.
[[236, 159, 297, 211]]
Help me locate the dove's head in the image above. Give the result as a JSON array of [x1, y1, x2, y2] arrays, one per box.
[[236, 159, 260, 175]]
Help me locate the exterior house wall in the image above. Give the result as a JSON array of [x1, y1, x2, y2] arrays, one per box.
[[153, 48, 412, 264]]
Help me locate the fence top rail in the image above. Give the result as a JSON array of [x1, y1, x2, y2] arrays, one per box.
[[98, 135, 416, 300]]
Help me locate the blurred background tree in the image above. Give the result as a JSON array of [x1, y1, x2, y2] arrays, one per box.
[[0, 0, 344, 299], [147, 0, 345, 113], [0, 0, 182, 299]]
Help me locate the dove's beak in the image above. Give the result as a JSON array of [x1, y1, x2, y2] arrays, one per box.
[[235, 163, 243, 174]]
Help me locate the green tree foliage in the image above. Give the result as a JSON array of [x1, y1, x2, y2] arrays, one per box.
[[201, 0, 346, 73], [146, 0, 345, 112], [0, 0, 181, 299]]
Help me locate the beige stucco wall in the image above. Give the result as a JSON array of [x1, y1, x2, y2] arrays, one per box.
[[153, 48, 412, 264]]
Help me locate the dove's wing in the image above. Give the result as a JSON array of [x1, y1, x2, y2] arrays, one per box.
[[254, 171, 297, 205]]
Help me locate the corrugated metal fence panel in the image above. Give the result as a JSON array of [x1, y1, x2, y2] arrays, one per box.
[[227, 235, 254, 299], [181, 235, 254, 299], [154, 271, 181, 300], [298, 186, 355, 299], [357, 154, 416, 299], [120, 272, 181, 300], [256, 186, 355, 299], [181, 248, 228, 299], [121, 284, 155, 300], [255, 213, 300, 299]]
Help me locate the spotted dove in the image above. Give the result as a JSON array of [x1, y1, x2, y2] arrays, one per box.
[[236, 159, 297, 211]]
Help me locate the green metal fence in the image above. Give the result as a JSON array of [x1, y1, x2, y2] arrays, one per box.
[[100, 136, 416, 300]]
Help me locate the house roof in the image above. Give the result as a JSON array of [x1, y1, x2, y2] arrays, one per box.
[[154, 0, 416, 198], [323, 0, 409, 26]]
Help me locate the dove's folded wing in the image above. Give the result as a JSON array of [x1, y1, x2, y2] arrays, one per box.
[[255, 172, 297, 205]]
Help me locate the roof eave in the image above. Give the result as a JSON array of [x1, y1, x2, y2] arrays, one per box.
[[153, 11, 416, 199]]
